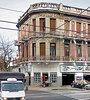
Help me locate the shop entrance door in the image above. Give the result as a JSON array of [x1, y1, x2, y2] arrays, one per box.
[[84, 75, 90, 81], [62, 74, 74, 85]]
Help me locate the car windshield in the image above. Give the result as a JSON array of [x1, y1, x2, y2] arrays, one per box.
[[2, 82, 24, 92]]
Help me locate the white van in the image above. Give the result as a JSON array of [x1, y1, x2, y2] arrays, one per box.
[[1, 78, 25, 100]]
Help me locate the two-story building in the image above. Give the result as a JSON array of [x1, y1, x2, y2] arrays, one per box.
[[13, 2, 90, 87]]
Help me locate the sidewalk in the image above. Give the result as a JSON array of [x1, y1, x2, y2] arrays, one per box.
[[27, 85, 78, 91]]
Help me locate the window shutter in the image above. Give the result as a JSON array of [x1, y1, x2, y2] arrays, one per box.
[[40, 43, 45, 56], [33, 19, 36, 32], [88, 24, 90, 36], [50, 19, 56, 32], [76, 22, 81, 34], [40, 18, 45, 32]]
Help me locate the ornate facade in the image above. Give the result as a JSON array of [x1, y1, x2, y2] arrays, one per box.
[[13, 3, 90, 86]]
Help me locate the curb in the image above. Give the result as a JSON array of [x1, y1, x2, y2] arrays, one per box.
[[27, 87, 77, 91]]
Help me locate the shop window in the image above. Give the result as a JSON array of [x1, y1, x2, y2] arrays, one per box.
[[40, 18, 45, 32], [50, 72, 57, 83], [50, 43, 56, 57], [50, 18, 56, 32], [76, 45, 82, 57], [64, 44, 70, 56], [34, 73, 41, 83]]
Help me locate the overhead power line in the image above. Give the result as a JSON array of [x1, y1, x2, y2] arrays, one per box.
[[0, 5, 90, 31], [0, 19, 90, 35], [0, 27, 18, 31], [0, 20, 17, 24], [0, 7, 24, 13], [0, 26, 90, 40]]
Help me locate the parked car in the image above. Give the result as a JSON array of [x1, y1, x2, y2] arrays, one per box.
[[71, 80, 88, 88], [84, 84, 90, 90]]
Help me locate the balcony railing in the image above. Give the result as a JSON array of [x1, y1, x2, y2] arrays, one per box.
[[13, 56, 90, 65], [63, 56, 74, 61], [29, 56, 60, 60], [18, 31, 90, 43], [19, 2, 90, 23]]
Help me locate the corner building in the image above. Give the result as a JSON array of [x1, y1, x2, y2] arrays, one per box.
[[14, 3, 90, 87]]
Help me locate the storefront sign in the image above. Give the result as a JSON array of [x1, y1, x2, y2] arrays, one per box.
[[61, 66, 89, 72], [76, 76, 82, 81], [75, 73, 83, 81]]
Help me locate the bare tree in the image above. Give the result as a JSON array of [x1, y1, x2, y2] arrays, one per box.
[[0, 36, 15, 71]]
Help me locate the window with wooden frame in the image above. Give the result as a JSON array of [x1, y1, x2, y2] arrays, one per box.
[[40, 18, 45, 32], [64, 20, 70, 35], [50, 43, 56, 57], [32, 43, 36, 58], [40, 43, 45, 57], [64, 43, 70, 56], [76, 22, 81, 35], [50, 18, 56, 32], [33, 19, 36, 32], [88, 24, 90, 37]]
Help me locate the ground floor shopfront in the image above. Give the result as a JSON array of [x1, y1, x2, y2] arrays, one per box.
[[12, 61, 90, 87]]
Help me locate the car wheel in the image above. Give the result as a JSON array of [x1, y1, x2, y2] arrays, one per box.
[[71, 84, 74, 88]]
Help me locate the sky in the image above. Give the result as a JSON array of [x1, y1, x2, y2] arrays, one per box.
[[0, 0, 90, 56], [0, 0, 90, 40]]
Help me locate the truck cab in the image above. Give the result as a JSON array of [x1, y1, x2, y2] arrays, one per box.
[[1, 78, 25, 100]]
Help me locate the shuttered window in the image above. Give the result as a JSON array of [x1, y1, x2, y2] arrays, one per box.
[[40, 43, 45, 56], [88, 24, 90, 36], [76, 22, 81, 34], [50, 18, 56, 32], [33, 19, 36, 32], [64, 20, 70, 35], [40, 18, 45, 32]]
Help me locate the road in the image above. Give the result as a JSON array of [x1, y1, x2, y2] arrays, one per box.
[[26, 90, 75, 100], [26, 89, 90, 100]]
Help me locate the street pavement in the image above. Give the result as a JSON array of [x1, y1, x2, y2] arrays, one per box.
[[26, 86, 90, 100], [48, 89, 90, 100], [25, 90, 76, 100]]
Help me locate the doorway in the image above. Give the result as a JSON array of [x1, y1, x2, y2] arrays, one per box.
[[42, 73, 48, 84], [62, 74, 74, 85], [84, 75, 90, 81]]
